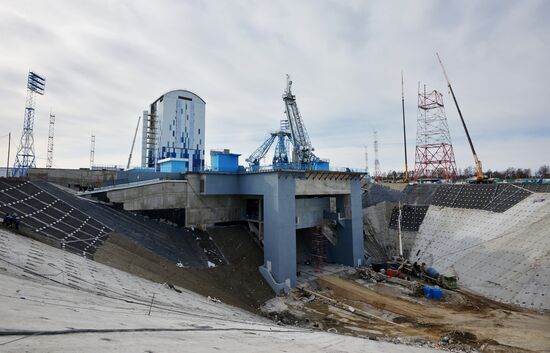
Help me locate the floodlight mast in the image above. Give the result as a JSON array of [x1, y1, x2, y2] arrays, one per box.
[[436, 53, 483, 182], [13, 71, 46, 176]]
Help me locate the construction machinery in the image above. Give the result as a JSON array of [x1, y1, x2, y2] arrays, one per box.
[[127, 115, 141, 169], [247, 75, 328, 171], [282, 74, 320, 166], [246, 120, 292, 170], [436, 53, 488, 183]]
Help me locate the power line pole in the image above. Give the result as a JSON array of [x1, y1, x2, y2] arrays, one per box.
[[13, 71, 46, 176], [46, 110, 55, 168], [90, 134, 95, 170]]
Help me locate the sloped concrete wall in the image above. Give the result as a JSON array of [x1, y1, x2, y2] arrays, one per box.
[[410, 193, 550, 311], [106, 180, 188, 210]]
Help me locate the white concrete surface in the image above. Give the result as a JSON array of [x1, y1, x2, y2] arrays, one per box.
[[410, 193, 550, 310], [0, 229, 436, 352]]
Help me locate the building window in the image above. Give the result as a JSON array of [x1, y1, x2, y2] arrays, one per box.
[[198, 128, 200, 134]]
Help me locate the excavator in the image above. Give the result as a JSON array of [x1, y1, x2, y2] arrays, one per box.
[[437, 53, 492, 184]]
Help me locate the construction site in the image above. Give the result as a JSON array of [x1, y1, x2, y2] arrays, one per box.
[[1, 53, 549, 353]]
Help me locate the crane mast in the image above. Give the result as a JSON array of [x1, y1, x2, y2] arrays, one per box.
[[283, 75, 317, 165], [436, 53, 484, 182]]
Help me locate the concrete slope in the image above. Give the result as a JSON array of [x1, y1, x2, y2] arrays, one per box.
[[33, 180, 209, 267], [410, 193, 550, 311], [0, 229, 436, 353]]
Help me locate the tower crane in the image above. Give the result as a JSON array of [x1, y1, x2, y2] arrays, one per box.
[[436, 53, 486, 183], [283, 74, 319, 165]]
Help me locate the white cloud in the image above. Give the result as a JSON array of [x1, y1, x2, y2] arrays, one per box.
[[0, 0, 548, 172]]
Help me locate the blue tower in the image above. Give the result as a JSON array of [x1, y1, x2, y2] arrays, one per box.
[[12, 72, 45, 177]]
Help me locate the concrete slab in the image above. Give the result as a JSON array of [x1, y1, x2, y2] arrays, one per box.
[[410, 193, 550, 310], [0, 229, 436, 353]]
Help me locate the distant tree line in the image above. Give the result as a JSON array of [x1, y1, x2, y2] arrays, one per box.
[[377, 164, 550, 182]]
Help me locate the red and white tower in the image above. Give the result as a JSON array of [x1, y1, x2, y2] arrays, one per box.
[[414, 85, 457, 181]]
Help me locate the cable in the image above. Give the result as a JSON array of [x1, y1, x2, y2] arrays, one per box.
[[0, 255, 284, 329], [0, 326, 303, 347]]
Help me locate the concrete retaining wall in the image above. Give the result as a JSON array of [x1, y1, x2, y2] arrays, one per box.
[[410, 193, 550, 311]]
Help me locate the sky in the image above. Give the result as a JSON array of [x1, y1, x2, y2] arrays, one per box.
[[0, 0, 548, 173]]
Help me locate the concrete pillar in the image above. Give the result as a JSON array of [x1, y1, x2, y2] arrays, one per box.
[[329, 179, 364, 267], [259, 175, 297, 293]]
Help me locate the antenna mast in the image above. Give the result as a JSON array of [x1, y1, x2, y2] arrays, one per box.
[[90, 134, 95, 170], [46, 110, 55, 168], [374, 131, 381, 180], [401, 71, 409, 182]]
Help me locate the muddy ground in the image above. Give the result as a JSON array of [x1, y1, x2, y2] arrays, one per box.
[[270, 271, 550, 352], [94, 224, 274, 314]]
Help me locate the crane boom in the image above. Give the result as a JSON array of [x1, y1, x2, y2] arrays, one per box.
[[436, 53, 483, 182], [127, 115, 141, 170], [283, 75, 317, 165], [246, 134, 277, 167]]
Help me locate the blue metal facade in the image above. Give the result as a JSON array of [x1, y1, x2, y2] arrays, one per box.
[[142, 90, 206, 172], [210, 151, 240, 173], [159, 158, 188, 173]]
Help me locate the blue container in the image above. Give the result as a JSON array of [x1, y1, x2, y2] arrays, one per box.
[[425, 267, 440, 279], [431, 287, 443, 300], [423, 285, 433, 299], [423, 285, 444, 300]]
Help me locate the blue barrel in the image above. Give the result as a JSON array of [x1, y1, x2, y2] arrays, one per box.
[[431, 286, 443, 300], [423, 285, 432, 299], [425, 267, 440, 279]]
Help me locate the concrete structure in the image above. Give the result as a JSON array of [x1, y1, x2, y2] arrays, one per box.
[[210, 149, 240, 173], [0, 229, 435, 353], [142, 90, 206, 171], [410, 191, 550, 311], [81, 170, 365, 294], [362, 182, 550, 311], [28, 167, 118, 189]]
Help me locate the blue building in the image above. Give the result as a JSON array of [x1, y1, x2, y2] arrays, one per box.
[[210, 150, 240, 173], [141, 90, 206, 172], [158, 158, 188, 173]]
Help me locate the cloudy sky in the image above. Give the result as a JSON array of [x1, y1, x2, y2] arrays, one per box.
[[0, 0, 548, 173]]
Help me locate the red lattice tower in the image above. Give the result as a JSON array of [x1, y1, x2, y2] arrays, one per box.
[[414, 85, 457, 181]]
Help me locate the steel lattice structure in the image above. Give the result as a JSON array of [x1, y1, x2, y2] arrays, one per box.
[[413, 85, 457, 181], [46, 111, 55, 168], [373, 131, 381, 180], [12, 72, 45, 176]]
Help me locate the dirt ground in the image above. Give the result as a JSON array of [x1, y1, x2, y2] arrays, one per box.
[[280, 273, 550, 352], [94, 225, 274, 314]]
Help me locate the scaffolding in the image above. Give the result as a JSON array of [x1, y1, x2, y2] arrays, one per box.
[[311, 227, 328, 273], [414, 85, 457, 181]]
